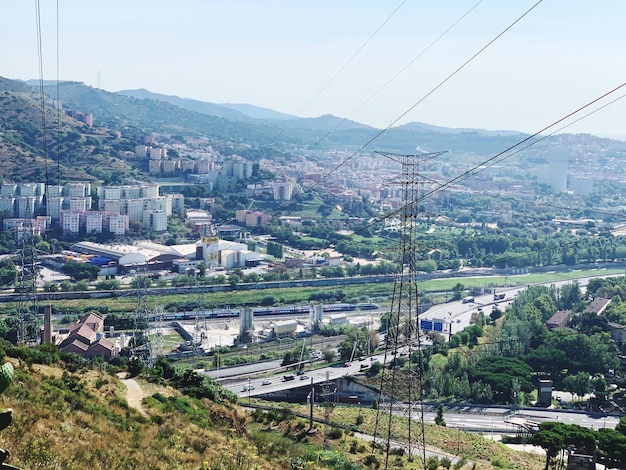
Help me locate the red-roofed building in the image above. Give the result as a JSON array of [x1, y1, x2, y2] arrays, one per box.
[[59, 313, 115, 359]]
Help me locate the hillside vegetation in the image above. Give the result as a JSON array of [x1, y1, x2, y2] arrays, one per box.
[[0, 342, 548, 470]]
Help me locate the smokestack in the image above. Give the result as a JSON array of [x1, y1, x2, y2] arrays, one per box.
[[43, 305, 53, 344]]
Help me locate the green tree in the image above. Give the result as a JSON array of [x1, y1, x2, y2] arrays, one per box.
[[61, 262, 100, 282], [266, 241, 283, 259], [95, 279, 120, 290], [532, 429, 564, 470], [323, 349, 336, 363], [130, 276, 152, 289], [598, 428, 626, 467], [434, 404, 446, 426], [0, 259, 17, 286]]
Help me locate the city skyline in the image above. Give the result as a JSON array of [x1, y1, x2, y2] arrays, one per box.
[[2, 1, 626, 139]]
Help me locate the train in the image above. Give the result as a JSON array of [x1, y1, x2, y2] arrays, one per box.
[[152, 302, 380, 322]]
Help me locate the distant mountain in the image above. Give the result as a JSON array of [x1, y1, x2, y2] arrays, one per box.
[[289, 114, 373, 131], [218, 103, 295, 121], [397, 121, 524, 137], [116, 88, 252, 122], [0, 77, 31, 93], [2, 75, 626, 185]]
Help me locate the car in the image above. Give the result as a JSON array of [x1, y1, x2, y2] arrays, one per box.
[[242, 384, 255, 391], [456, 319, 461, 323], [262, 380, 271, 386], [300, 375, 309, 380]]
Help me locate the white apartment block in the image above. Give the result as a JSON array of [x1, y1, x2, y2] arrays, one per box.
[[82, 212, 104, 234], [17, 197, 38, 218], [68, 197, 90, 212], [148, 160, 162, 173], [121, 186, 141, 199], [149, 147, 167, 160], [47, 197, 63, 220], [125, 199, 145, 222], [140, 184, 159, 198], [60, 211, 81, 235], [99, 187, 122, 200], [101, 199, 122, 215], [272, 181, 293, 201], [3, 217, 50, 241], [0, 197, 15, 215], [1, 184, 17, 196], [107, 214, 129, 235], [135, 145, 149, 158], [144, 210, 168, 231], [65, 183, 90, 197]]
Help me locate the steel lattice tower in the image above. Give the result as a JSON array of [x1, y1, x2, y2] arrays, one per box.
[[132, 270, 153, 363], [17, 225, 40, 345], [150, 305, 165, 360], [372, 151, 445, 469]]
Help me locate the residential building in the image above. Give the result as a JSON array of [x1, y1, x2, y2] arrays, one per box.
[[272, 180, 293, 201]]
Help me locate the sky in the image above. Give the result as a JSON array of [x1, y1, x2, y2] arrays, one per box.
[[2, 1, 626, 139]]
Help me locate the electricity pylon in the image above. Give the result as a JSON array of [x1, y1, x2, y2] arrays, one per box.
[[373, 150, 445, 469]]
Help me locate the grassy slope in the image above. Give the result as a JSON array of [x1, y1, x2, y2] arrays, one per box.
[[272, 402, 545, 470], [0, 360, 280, 469]]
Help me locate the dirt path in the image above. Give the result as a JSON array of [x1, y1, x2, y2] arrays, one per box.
[[118, 374, 149, 417]]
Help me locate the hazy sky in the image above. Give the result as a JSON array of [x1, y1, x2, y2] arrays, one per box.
[[2, 1, 626, 138]]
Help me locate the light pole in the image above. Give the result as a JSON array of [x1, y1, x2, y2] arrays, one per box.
[[248, 376, 251, 404]]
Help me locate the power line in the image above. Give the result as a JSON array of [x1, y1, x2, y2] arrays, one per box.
[[306, 0, 486, 151], [34, 0, 50, 217], [300, 0, 544, 195], [266, 0, 408, 146], [274, 79, 626, 276]]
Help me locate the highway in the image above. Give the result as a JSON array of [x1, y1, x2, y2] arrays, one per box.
[[220, 353, 388, 397]]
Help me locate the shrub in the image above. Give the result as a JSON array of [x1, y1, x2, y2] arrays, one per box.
[[327, 427, 343, 439], [150, 415, 164, 425], [363, 454, 380, 468], [425, 456, 440, 470]]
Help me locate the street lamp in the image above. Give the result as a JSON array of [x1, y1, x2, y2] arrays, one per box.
[[248, 377, 251, 404]]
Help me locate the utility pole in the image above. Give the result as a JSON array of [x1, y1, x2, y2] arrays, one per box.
[[308, 377, 315, 431]]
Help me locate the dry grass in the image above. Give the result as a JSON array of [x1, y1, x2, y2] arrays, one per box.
[[0, 361, 285, 469], [275, 402, 546, 470]]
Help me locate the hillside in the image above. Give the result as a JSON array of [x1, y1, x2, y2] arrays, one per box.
[[0, 87, 136, 183], [0, 352, 322, 470], [0, 346, 546, 470]]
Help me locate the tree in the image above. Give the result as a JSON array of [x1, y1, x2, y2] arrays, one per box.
[[532, 429, 564, 470], [61, 262, 100, 282], [468, 356, 533, 404], [366, 361, 382, 377], [598, 428, 626, 467], [323, 349, 336, 363], [0, 259, 17, 287], [130, 276, 152, 289], [196, 263, 207, 277], [452, 282, 465, 300], [95, 279, 120, 290], [267, 241, 283, 259], [435, 404, 446, 426]]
